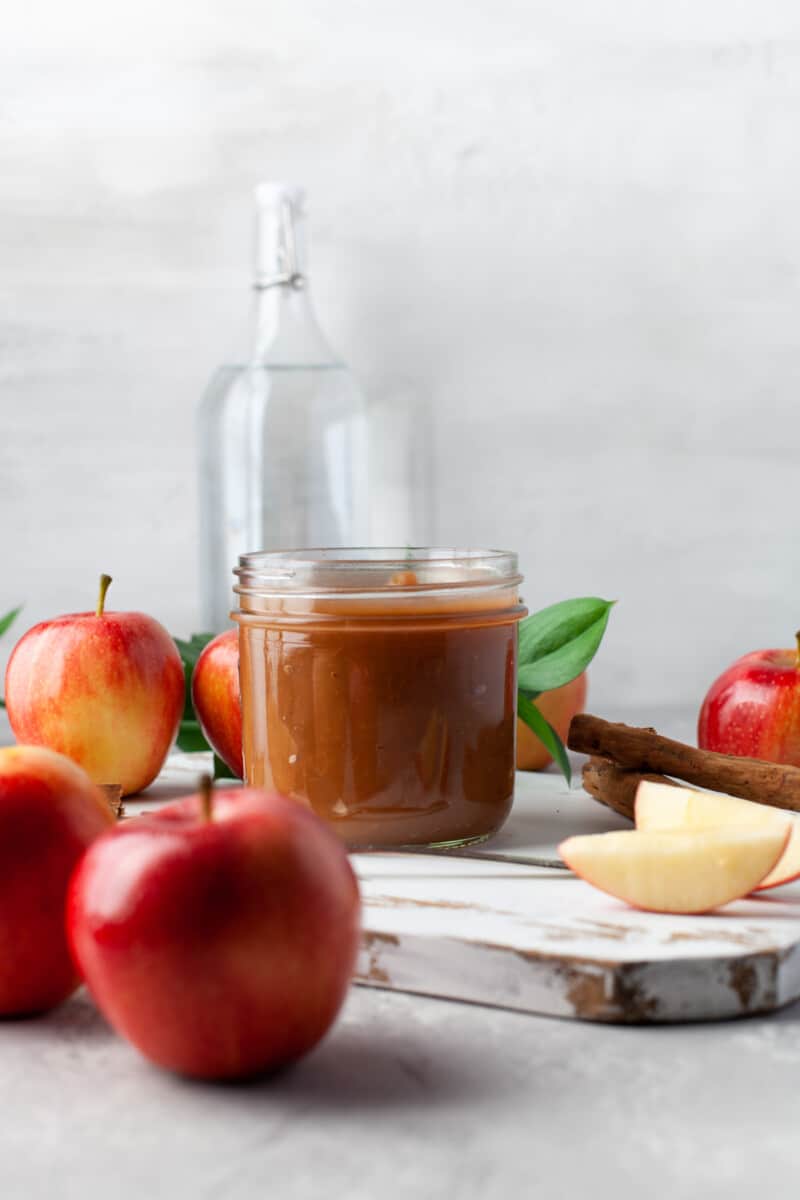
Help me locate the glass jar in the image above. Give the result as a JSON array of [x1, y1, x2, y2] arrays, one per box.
[[233, 548, 526, 849]]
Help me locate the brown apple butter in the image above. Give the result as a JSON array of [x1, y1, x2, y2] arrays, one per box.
[[233, 549, 526, 848]]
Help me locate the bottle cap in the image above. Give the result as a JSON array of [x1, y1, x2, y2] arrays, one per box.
[[253, 183, 307, 290], [254, 181, 306, 212]]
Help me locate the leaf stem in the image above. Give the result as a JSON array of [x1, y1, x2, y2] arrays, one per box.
[[517, 691, 572, 784], [96, 574, 113, 617], [200, 774, 214, 822]]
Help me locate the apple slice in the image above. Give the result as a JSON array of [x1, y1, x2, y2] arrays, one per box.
[[635, 780, 800, 891], [559, 827, 790, 914]]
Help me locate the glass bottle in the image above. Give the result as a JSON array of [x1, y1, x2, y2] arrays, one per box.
[[198, 183, 370, 631]]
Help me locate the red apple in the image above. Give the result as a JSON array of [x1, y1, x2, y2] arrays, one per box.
[[0, 745, 114, 1015], [5, 575, 184, 795], [698, 639, 800, 766], [517, 672, 588, 771], [191, 630, 243, 778], [67, 781, 361, 1080]]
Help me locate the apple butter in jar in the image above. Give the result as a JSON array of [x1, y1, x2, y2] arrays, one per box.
[[233, 549, 526, 849]]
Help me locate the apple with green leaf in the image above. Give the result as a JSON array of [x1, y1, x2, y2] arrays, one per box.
[[5, 575, 184, 795], [516, 673, 588, 771], [516, 598, 613, 780]]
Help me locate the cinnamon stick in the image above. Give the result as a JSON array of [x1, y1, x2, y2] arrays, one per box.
[[99, 784, 124, 819], [581, 757, 678, 821], [569, 714, 800, 814]]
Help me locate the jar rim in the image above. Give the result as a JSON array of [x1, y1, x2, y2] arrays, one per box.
[[234, 546, 520, 597]]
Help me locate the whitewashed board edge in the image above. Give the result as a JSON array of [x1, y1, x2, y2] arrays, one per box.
[[355, 929, 800, 1023]]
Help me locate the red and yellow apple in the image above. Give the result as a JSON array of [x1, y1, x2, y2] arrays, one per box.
[[5, 575, 184, 795], [67, 782, 361, 1080], [191, 630, 243, 778], [634, 779, 800, 891], [699, 639, 800, 766], [516, 673, 587, 771], [0, 745, 114, 1015], [559, 825, 790, 914]]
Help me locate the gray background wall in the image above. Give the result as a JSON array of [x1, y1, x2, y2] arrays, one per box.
[[2, 1, 799, 717]]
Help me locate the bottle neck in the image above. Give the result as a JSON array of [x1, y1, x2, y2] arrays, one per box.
[[250, 285, 330, 364], [250, 191, 339, 367]]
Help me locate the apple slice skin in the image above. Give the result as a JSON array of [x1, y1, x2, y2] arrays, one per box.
[[635, 780, 800, 892], [755, 825, 800, 890], [559, 827, 790, 915]]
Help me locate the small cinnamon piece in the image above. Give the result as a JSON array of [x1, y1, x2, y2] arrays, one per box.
[[99, 784, 124, 819], [569, 714, 800, 814], [582, 757, 678, 821]]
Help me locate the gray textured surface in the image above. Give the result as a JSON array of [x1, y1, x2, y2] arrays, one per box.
[[0, 706, 797, 1198], [3, 983, 800, 1200], [4, 3, 800, 711]]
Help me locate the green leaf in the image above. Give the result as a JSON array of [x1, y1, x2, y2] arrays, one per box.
[[176, 719, 212, 754], [174, 632, 217, 667], [213, 754, 238, 781], [517, 597, 614, 694], [0, 606, 22, 639], [174, 632, 216, 721], [518, 597, 613, 667], [517, 692, 571, 784], [0, 607, 22, 709]]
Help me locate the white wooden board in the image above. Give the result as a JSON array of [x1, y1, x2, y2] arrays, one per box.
[[135, 758, 800, 1024]]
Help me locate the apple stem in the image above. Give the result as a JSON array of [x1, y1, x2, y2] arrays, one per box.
[[96, 574, 113, 617], [795, 631, 800, 665], [200, 774, 214, 822]]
